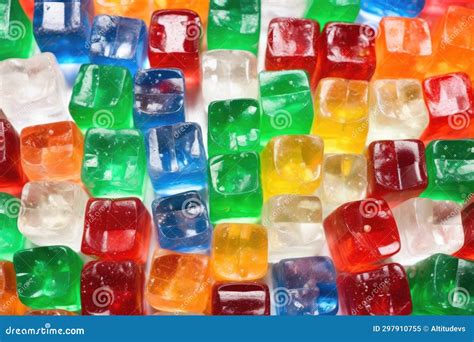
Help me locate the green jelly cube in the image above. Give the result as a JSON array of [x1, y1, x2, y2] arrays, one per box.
[[69, 64, 133, 131], [0, 193, 24, 260], [407, 254, 474, 315], [422, 139, 474, 203], [0, 0, 34, 60], [259, 70, 314, 148], [208, 152, 263, 224], [82, 128, 147, 198], [208, 99, 260, 157], [207, 0, 261, 55], [305, 0, 360, 28], [13, 246, 83, 311]]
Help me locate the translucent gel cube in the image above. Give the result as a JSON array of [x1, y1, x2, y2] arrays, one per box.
[[0, 193, 24, 260], [0, 261, 26, 315], [146, 123, 207, 197], [391, 198, 465, 265], [202, 50, 258, 110], [18, 181, 89, 251], [0, 53, 68, 132], [312, 78, 369, 154], [262, 195, 325, 263], [367, 79, 429, 143], [134, 68, 185, 131], [261, 135, 323, 201], [89, 15, 147, 74], [0, 0, 34, 60], [69, 64, 134, 131], [319, 153, 367, 213]]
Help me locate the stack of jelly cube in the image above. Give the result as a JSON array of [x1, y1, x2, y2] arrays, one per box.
[[0, 0, 472, 317]]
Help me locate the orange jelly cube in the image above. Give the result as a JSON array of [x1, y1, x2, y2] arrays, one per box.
[[375, 17, 433, 80], [211, 223, 268, 281], [146, 250, 210, 313], [20, 121, 84, 182], [430, 6, 474, 78], [93, 0, 153, 24], [0, 261, 27, 315]]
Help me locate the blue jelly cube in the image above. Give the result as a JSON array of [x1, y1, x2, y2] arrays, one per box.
[[152, 191, 212, 253], [146, 122, 207, 197], [360, 0, 424, 18], [33, 0, 93, 63], [272, 256, 338, 316], [134, 68, 185, 131], [89, 15, 147, 74]]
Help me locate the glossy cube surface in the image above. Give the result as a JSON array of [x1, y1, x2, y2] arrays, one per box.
[[133, 68, 185, 131], [33, 0, 93, 63], [69, 64, 134, 131], [272, 256, 338, 316], [261, 135, 323, 200], [305, 0, 360, 27], [367, 140, 428, 205], [0, 0, 34, 60], [14, 246, 83, 311], [207, 99, 260, 157], [146, 123, 207, 197], [89, 15, 147, 74], [146, 250, 210, 313], [0, 193, 23, 260], [82, 128, 147, 198], [456, 202, 474, 260], [259, 70, 313, 147], [81, 197, 151, 264], [208, 152, 263, 223], [81, 260, 144, 315], [152, 191, 211, 253], [338, 263, 412, 315], [148, 10, 201, 88], [18, 181, 89, 251], [211, 223, 268, 281], [211, 282, 270, 316], [312, 78, 369, 154], [323, 199, 401, 272], [0, 261, 26, 315], [20, 121, 84, 182]]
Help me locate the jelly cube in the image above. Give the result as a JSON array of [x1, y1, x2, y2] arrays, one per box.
[[0, 261, 26, 315], [92, 0, 152, 24], [0, 193, 23, 260], [455, 201, 474, 260], [305, 0, 360, 28], [211, 282, 270, 316], [0, 0, 34, 60]]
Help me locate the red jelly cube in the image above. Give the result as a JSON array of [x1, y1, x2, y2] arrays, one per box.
[[367, 140, 428, 205], [80, 260, 144, 315], [265, 18, 320, 89], [211, 282, 270, 316], [323, 199, 400, 272], [314, 23, 376, 84], [455, 201, 474, 260], [81, 197, 151, 264], [420, 72, 474, 144], [338, 263, 412, 315], [0, 117, 27, 195], [148, 10, 202, 90]]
